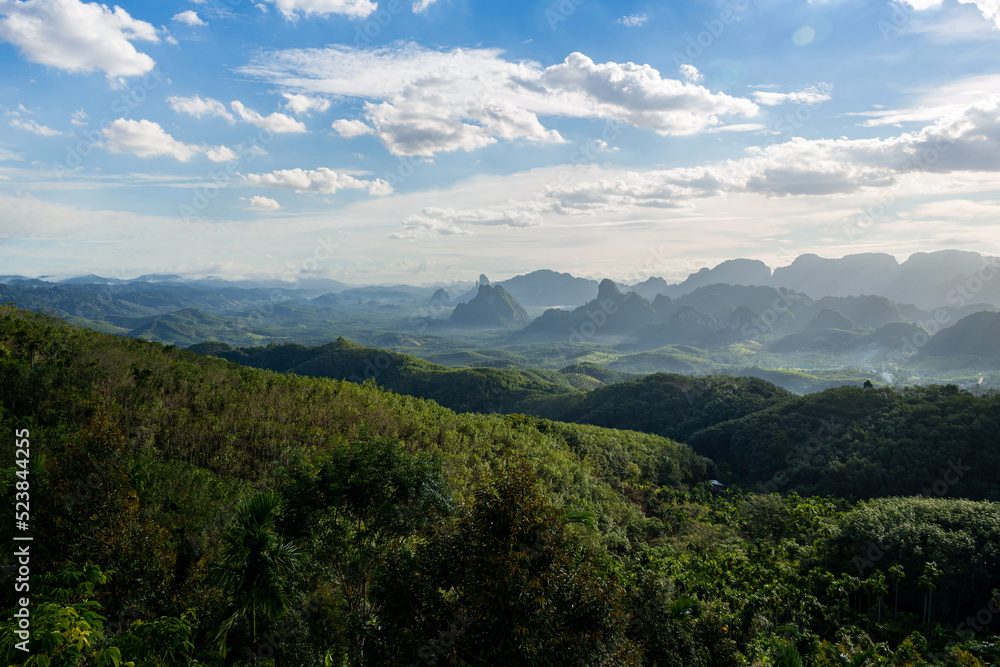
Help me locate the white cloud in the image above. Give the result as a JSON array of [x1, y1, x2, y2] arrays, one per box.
[[231, 101, 307, 133], [102, 119, 201, 161], [172, 10, 206, 26], [203, 145, 239, 162], [848, 73, 1000, 127], [9, 118, 64, 136], [430, 96, 1000, 225], [259, 0, 377, 20], [169, 96, 307, 133], [70, 108, 88, 125], [412, 0, 437, 12], [243, 167, 392, 196], [616, 13, 649, 27], [0, 0, 158, 78], [282, 93, 330, 115], [752, 84, 833, 106], [391, 205, 542, 238], [248, 195, 281, 210], [708, 123, 769, 133], [167, 95, 235, 122], [239, 43, 758, 156], [101, 118, 234, 162], [332, 118, 374, 137], [898, 0, 1000, 27], [679, 64, 702, 82]]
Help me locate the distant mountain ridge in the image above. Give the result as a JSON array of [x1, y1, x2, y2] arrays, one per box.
[[449, 282, 530, 328]]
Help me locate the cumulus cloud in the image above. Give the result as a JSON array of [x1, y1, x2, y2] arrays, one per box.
[[259, 0, 377, 19], [239, 43, 759, 156], [407, 96, 1000, 231], [616, 13, 649, 26], [248, 195, 281, 210], [102, 119, 201, 161], [282, 93, 330, 115], [958, 0, 1000, 28], [172, 10, 206, 26], [900, 0, 1000, 27], [70, 108, 88, 125], [0, 0, 158, 78], [243, 167, 392, 196], [679, 64, 702, 82], [752, 84, 833, 106], [167, 95, 235, 122], [331, 118, 373, 137], [9, 118, 64, 136], [203, 145, 239, 162], [169, 96, 306, 132], [101, 118, 235, 162], [231, 101, 307, 133]]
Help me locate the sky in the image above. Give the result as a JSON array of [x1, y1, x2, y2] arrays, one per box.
[[0, 0, 999, 285]]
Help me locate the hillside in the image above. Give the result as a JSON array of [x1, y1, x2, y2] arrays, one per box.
[[191, 337, 582, 414], [920, 310, 1000, 368], [3, 306, 1000, 666]]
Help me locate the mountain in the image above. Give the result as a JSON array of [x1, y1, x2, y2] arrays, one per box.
[[58, 273, 128, 285], [125, 308, 246, 346], [799, 295, 902, 331], [771, 252, 901, 299], [919, 310, 1000, 367], [769, 309, 864, 353], [893, 250, 1000, 308], [453, 273, 492, 303], [641, 284, 811, 346], [495, 269, 600, 307], [520, 279, 658, 341], [627, 276, 670, 301], [430, 287, 453, 306], [663, 259, 773, 298], [449, 283, 530, 327]]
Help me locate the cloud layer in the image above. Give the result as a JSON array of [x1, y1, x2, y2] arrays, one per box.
[[243, 167, 392, 196], [240, 43, 759, 156], [394, 96, 1000, 236]]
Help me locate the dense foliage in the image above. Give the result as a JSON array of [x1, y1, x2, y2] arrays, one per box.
[[1, 307, 999, 666]]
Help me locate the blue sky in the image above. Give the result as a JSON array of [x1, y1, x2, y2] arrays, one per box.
[[1, 0, 999, 285]]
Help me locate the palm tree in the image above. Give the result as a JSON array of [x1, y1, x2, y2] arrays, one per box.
[[919, 561, 940, 625], [210, 491, 301, 656]]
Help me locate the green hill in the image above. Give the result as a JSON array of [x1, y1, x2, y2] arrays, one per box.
[[4, 305, 1000, 665], [191, 337, 584, 414]]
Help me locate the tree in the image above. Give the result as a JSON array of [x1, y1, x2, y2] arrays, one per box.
[[373, 458, 640, 665], [280, 437, 452, 662], [919, 561, 940, 625], [209, 491, 301, 657]]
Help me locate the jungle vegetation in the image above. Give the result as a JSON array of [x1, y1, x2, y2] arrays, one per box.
[[1, 306, 998, 666]]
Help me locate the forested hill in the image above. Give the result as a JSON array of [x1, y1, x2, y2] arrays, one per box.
[[189, 337, 589, 414], [195, 338, 1000, 502], [547, 373, 1000, 500], [3, 306, 1000, 665]]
